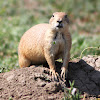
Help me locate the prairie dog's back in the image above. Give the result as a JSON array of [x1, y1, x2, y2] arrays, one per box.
[[20, 23, 50, 46], [18, 24, 50, 63]]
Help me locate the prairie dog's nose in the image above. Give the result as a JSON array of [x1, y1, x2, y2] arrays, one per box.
[[57, 20, 62, 23]]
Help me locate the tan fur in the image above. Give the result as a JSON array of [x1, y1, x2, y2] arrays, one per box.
[[18, 12, 72, 79]]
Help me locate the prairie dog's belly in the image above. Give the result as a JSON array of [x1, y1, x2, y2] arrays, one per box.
[[21, 39, 46, 63], [26, 47, 46, 64], [50, 32, 65, 59]]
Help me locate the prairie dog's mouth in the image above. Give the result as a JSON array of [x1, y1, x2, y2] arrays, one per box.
[[56, 23, 63, 28]]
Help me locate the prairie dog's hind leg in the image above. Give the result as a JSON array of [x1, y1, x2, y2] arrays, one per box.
[[19, 55, 31, 68]]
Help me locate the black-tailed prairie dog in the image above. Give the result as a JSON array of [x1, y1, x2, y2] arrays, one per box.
[[18, 12, 72, 80]]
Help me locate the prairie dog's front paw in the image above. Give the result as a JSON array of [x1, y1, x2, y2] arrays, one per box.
[[61, 67, 68, 80], [50, 69, 59, 81]]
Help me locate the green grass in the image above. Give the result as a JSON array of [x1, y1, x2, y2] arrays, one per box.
[[63, 81, 83, 100], [0, 0, 100, 73], [71, 33, 100, 59]]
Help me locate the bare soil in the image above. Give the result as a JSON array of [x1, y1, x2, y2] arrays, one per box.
[[0, 55, 100, 100]]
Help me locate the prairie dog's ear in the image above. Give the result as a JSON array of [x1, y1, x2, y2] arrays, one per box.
[[49, 14, 54, 24], [52, 15, 54, 17], [65, 15, 70, 24]]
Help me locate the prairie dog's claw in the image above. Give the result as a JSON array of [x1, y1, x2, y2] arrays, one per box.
[[61, 67, 67, 80], [50, 69, 59, 81]]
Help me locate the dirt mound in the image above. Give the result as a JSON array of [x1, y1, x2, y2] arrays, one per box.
[[0, 55, 100, 100]]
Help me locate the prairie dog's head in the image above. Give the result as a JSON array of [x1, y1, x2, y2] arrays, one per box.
[[49, 12, 69, 31]]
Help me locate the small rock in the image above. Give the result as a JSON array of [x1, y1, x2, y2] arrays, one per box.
[[3, 72, 14, 82], [88, 63, 95, 68], [37, 82, 46, 87], [95, 58, 100, 67], [45, 82, 62, 94], [36, 78, 46, 87], [82, 56, 88, 61], [88, 58, 95, 63], [87, 55, 93, 58]]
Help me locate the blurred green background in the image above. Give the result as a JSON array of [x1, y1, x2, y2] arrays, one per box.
[[0, 0, 100, 73]]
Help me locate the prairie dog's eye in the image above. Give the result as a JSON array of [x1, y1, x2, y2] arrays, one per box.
[[52, 15, 54, 17], [65, 15, 67, 18]]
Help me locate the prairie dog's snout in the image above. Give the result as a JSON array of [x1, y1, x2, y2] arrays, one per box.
[[49, 12, 69, 30]]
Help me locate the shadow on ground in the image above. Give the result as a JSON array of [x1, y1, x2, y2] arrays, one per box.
[[68, 59, 100, 95]]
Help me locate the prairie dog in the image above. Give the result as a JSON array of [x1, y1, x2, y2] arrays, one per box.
[[18, 12, 72, 80]]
